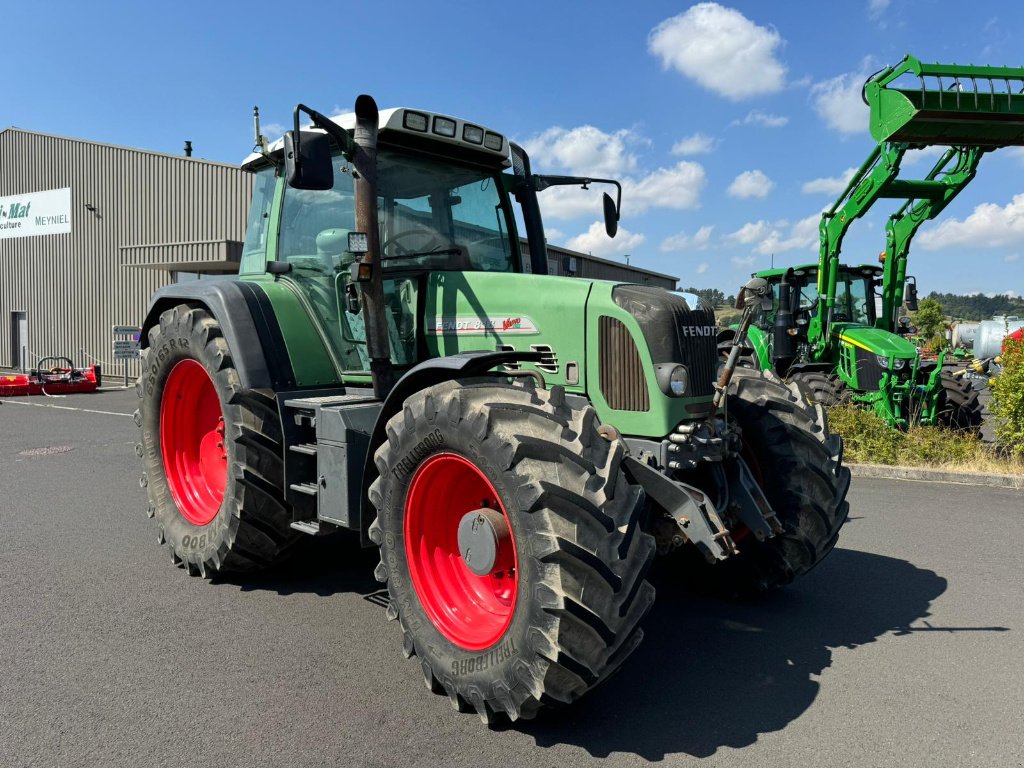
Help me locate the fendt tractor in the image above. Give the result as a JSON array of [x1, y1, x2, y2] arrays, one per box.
[[721, 55, 1024, 432], [135, 95, 850, 723]]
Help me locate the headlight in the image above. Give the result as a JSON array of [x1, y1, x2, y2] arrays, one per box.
[[892, 357, 907, 371], [655, 363, 689, 397], [875, 355, 890, 369]]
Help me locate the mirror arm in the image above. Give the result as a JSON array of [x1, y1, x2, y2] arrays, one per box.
[[291, 103, 357, 167], [532, 174, 622, 216]]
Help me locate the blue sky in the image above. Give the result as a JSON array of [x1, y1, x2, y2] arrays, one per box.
[[4, 0, 1023, 296]]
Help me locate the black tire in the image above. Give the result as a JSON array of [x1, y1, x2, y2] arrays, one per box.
[[367, 380, 656, 723], [135, 304, 300, 576], [716, 368, 851, 595], [936, 371, 983, 436], [787, 371, 848, 408]]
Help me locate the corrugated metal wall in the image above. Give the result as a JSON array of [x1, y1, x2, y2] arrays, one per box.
[[0, 129, 252, 377]]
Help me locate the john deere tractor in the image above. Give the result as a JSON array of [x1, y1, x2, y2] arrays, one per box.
[[135, 95, 849, 723], [720, 55, 1024, 432]]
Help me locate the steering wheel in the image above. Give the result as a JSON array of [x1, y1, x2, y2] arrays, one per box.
[[382, 225, 449, 258], [833, 312, 849, 322], [35, 356, 76, 382]]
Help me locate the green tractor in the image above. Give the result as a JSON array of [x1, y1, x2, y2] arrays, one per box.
[[721, 55, 1024, 432], [135, 95, 849, 723]]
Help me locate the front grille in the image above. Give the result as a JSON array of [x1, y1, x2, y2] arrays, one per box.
[[854, 347, 884, 390], [599, 316, 650, 411], [611, 286, 718, 397]]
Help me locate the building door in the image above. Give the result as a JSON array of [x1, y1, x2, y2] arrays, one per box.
[[10, 312, 27, 370]]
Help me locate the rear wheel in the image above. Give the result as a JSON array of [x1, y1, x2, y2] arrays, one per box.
[[787, 371, 847, 408], [368, 380, 655, 722], [936, 371, 983, 436], [136, 304, 299, 576], [716, 369, 851, 594]]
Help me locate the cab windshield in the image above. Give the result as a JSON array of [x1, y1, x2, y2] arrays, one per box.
[[275, 147, 517, 274]]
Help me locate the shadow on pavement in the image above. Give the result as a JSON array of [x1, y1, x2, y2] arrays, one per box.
[[507, 548, 992, 761], [211, 532, 382, 598]]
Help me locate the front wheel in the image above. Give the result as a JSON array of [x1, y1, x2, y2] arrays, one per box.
[[787, 371, 848, 408], [936, 371, 983, 436], [136, 304, 300, 576], [368, 380, 655, 723], [718, 369, 851, 594]]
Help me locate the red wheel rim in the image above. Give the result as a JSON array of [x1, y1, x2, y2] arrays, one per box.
[[404, 452, 518, 651], [160, 359, 227, 526]]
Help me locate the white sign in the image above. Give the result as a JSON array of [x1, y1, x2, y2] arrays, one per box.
[[428, 315, 539, 335], [112, 325, 142, 337], [0, 187, 72, 240]]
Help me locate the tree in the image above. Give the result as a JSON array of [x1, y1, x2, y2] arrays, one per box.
[[912, 297, 946, 340], [681, 286, 728, 307]]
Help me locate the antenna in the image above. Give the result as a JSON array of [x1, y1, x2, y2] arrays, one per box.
[[253, 105, 269, 156]]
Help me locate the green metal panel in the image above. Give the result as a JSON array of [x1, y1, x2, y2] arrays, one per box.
[[241, 275, 340, 387], [423, 271, 592, 391]]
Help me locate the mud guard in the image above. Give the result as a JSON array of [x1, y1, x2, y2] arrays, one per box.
[[139, 281, 295, 391]]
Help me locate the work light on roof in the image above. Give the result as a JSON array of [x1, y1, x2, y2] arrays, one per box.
[[483, 132, 503, 151], [433, 117, 457, 138], [462, 124, 484, 144], [403, 111, 429, 132]]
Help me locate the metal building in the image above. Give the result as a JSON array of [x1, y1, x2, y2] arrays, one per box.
[[540, 242, 678, 288], [0, 128, 252, 378]]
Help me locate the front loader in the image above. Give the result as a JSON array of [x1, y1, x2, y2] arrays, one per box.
[[722, 55, 1024, 432], [135, 95, 850, 723]]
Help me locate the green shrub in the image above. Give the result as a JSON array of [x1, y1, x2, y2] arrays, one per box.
[[826, 403, 991, 467], [989, 336, 1024, 458]]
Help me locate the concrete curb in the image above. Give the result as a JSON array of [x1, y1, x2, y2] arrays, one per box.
[[848, 462, 1024, 490]]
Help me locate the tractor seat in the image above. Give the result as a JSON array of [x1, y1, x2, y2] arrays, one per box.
[[316, 228, 354, 271]]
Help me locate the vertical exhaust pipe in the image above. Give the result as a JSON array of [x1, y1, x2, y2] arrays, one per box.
[[352, 94, 395, 399]]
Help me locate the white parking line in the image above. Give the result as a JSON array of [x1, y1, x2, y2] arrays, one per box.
[[2, 399, 133, 417]]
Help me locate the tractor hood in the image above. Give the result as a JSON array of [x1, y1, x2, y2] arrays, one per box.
[[831, 323, 917, 359]]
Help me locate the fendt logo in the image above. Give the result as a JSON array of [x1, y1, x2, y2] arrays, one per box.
[[680, 325, 717, 337]]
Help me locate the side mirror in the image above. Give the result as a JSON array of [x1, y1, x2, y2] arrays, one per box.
[[904, 278, 919, 312], [284, 130, 333, 190], [603, 192, 618, 238]]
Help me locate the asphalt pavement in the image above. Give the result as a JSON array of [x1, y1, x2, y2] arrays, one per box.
[[1, 389, 1022, 768]]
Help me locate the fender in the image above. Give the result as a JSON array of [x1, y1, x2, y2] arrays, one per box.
[[359, 349, 542, 541], [140, 280, 296, 391]]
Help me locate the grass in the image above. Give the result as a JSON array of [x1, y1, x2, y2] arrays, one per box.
[[826, 404, 1024, 475]]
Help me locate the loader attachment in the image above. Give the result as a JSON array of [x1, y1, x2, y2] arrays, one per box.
[[865, 56, 1024, 147]]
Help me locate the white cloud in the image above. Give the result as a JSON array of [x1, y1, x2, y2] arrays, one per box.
[[523, 125, 642, 177], [802, 167, 857, 195], [625, 161, 707, 212], [901, 145, 946, 166], [868, 0, 890, 19], [566, 221, 646, 258], [731, 110, 789, 128], [1006, 253, 1021, 263], [672, 133, 718, 155], [536, 160, 707, 221], [1005, 147, 1024, 164], [731, 255, 757, 270], [811, 67, 872, 135], [728, 214, 820, 255], [696, 262, 709, 274], [918, 194, 1024, 250], [660, 225, 714, 252], [648, 3, 787, 101], [728, 169, 774, 199], [545, 227, 565, 242], [727, 220, 772, 245]]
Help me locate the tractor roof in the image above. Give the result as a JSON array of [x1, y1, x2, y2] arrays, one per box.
[[242, 107, 510, 170]]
